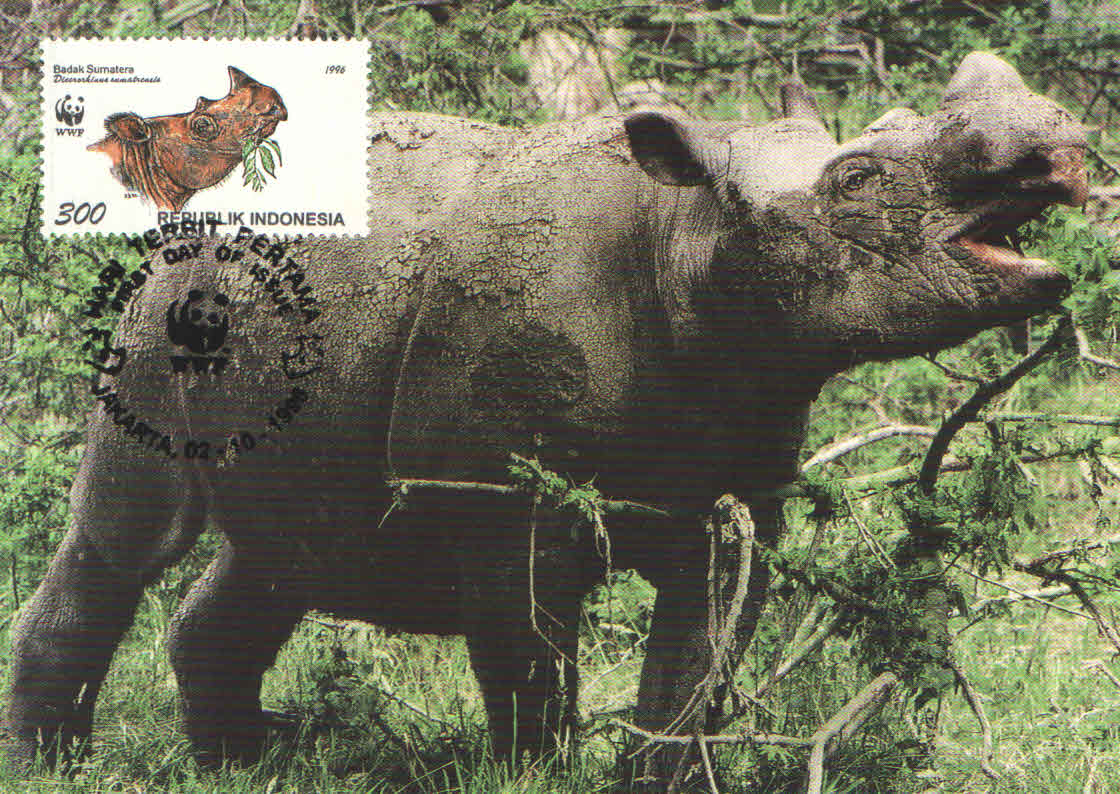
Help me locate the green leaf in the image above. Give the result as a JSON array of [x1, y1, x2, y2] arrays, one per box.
[[260, 146, 276, 178], [263, 138, 282, 166]]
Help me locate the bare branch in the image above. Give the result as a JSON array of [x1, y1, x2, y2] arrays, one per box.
[[389, 476, 673, 520], [949, 659, 998, 780], [806, 673, 900, 794], [753, 611, 843, 699], [1022, 534, 1120, 569], [1084, 659, 1120, 691], [1013, 562, 1120, 655], [844, 490, 896, 570], [918, 318, 1071, 494], [968, 584, 1072, 613], [611, 718, 813, 748], [948, 563, 1091, 620], [985, 412, 1120, 428], [1075, 327, 1120, 372], [800, 424, 937, 472], [696, 733, 719, 794]]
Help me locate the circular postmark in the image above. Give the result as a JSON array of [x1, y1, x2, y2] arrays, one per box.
[[80, 221, 324, 463]]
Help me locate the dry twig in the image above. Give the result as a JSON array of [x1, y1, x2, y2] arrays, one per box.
[[805, 673, 900, 794], [1084, 659, 1120, 691], [801, 424, 936, 472], [753, 611, 842, 699], [918, 318, 1071, 495], [1075, 327, 1120, 372], [949, 659, 998, 780]]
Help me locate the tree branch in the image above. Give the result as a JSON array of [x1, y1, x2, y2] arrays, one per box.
[[1075, 327, 1120, 372], [949, 659, 998, 780], [918, 318, 1071, 494], [806, 673, 900, 794], [800, 424, 937, 472]]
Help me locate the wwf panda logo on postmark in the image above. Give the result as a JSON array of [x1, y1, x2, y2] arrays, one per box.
[[41, 39, 369, 236]]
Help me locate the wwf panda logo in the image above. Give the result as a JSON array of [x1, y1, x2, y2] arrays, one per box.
[[166, 290, 231, 374], [54, 94, 84, 127]]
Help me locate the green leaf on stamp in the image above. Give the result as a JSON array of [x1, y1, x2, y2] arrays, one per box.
[[263, 139, 282, 167], [259, 146, 276, 178], [240, 138, 283, 192]]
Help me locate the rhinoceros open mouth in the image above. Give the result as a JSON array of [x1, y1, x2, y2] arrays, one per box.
[[948, 201, 1055, 276]]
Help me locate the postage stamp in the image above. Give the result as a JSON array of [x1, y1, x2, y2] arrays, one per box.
[[41, 38, 370, 236]]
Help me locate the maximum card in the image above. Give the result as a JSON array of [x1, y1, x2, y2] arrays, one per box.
[[41, 38, 369, 236]]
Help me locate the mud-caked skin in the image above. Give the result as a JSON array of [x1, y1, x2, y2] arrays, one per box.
[[5, 53, 1088, 783]]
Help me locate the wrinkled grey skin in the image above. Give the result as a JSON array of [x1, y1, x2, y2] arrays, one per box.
[[4, 53, 1087, 783]]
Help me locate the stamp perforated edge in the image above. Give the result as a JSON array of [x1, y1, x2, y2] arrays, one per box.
[[38, 36, 373, 240]]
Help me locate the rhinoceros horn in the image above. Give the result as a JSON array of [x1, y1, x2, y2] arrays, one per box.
[[940, 51, 1030, 106]]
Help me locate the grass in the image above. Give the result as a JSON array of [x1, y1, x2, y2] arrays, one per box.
[[1, 346, 1117, 793], [2, 537, 1118, 792]]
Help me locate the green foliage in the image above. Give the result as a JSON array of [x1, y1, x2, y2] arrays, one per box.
[[1025, 206, 1120, 334], [241, 139, 283, 192], [507, 453, 606, 532], [1, 1, 1119, 791], [367, 4, 544, 124]]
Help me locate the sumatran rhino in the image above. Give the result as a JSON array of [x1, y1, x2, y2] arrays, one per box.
[[88, 66, 287, 211], [5, 53, 1088, 783]]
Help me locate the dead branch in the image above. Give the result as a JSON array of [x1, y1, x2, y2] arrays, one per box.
[[968, 584, 1072, 613], [1084, 659, 1120, 691], [805, 673, 900, 794], [918, 318, 1072, 495], [758, 539, 888, 617], [949, 659, 998, 780], [388, 476, 673, 521], [800, 424, 937, 472], [844, 490, 896, 570], [753, 611, 843, 700], [1075, 327, 1120, 372], [696, 732, 719, 794], [948, 563, 1090, 620], [611, 718, 812, 748], [923, 354, 984, 383], [985, 411, 1120, 428], [1013, 562, 1120, 655], [1022, 534, 1120, 569]]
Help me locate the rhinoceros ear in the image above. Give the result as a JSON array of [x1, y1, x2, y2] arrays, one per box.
[[105, 112, 151, 143], [778, 81, 821, 121], [624, 112, 723, 187], [941, 51, 1029, 107]]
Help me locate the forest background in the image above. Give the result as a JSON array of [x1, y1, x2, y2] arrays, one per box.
[[0, 1, 1119, 792]]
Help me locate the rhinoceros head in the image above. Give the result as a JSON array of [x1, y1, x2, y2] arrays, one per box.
[[625, 52, 1086, 368], [88, 67, 288, 210]]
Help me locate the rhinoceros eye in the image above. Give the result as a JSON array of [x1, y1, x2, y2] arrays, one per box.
[[190, 113, 219, 141], [840, 169, 871, 194]]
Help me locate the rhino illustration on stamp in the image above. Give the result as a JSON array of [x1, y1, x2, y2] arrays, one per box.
[[87, 66, 287, 211]]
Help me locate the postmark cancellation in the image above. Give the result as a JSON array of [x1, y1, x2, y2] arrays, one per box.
[[41, 38, 370, 236]]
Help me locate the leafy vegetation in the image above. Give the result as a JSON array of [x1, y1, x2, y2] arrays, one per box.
[[241, 138, 283, 192], [1, 0, 1119, 791]]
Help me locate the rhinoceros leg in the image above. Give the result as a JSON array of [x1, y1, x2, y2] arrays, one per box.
[[460, 537, 587, 760], [3, 526, 145, 770], [167, 538, 307, 765], [632, 500, 778, 786], [4, 421, 206, 772]]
